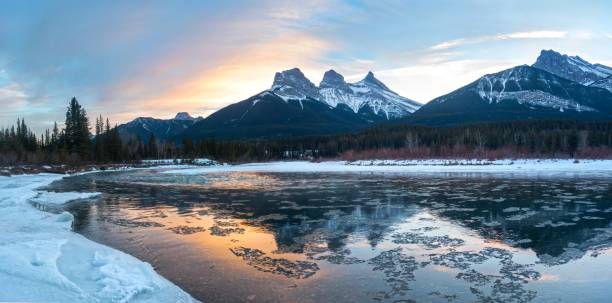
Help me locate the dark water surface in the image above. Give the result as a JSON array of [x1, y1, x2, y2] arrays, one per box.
[[47, 169, 612, 303]]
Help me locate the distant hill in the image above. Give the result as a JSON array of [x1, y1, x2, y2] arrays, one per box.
[[117, 112, 201, 142]]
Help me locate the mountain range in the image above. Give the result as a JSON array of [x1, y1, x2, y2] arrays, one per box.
[[119, 69, 420, 140], [117, 49, 612, 141], [179, 69, 421, 139], [271, 68, 421, 119]]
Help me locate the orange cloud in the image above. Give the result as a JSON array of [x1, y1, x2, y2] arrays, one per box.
[[93, 0, 337, 123], [110, 32, 334, 121]]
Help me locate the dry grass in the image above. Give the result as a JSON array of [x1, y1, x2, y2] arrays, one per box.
[[337, 146, 612, 161]]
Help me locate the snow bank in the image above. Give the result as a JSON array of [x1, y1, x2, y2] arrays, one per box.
[[0, 174, 196, 303], [162, 159, 612, 176], [142, 158, 218, 166]]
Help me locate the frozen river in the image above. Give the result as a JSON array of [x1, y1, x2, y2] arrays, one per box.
[[46, 167, 612, 302]]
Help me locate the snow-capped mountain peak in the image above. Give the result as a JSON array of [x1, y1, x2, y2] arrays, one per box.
[[532, 49, 612, 85], [174, 112, 195, 120], [320, 69, 349, 90], [361, 71, 391, 91], [268, 68, 420, 119], [271, 68, 316, 91], [270, 68, 319, 101]]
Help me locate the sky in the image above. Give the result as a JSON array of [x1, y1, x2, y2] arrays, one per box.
[[1, 0, 611, 132]]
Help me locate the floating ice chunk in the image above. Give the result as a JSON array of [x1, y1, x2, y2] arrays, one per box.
[[29, 191, 101, 205], [534, 220, 576, 227], [483, 221, 502, 227]]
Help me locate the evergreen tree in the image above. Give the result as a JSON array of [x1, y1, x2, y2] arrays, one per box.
[[64, 97, 91, 160], [147, 133, 158, 159]]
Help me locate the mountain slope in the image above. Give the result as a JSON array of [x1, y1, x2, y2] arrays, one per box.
[[179, 91, 379, 139], [590, 76, 612, 93], [408, 65, 612, 126], [117, 112, 202, 141], [532, 49, 612, 85]]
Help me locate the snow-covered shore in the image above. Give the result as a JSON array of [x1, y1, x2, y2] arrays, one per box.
[[0, 174, 196, 303], [163, 159, 612, 175], [141, 158, 219, 166]]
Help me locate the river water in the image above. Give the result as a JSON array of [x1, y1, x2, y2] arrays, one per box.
[[46, 168, 612, 302]]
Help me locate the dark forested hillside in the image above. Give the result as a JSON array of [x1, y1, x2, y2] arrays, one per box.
[[178, 91, 382, 140], [181, 120, 612, 162]]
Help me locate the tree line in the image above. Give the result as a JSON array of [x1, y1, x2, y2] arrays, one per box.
[[2, 98, 136, 165], [2, 97, 611, 166], [178, 120, 612, 162]]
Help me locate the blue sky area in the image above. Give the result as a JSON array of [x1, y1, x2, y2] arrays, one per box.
[[1, 0, 611, 131]]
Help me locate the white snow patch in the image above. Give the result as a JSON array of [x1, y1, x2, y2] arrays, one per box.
[[29, 191, 100, 205], [142, 158, 218, 166], [590, 76, 612, 93], [474, 68, 596, 112], [162, 159, 612, 176], [0, 174, 197, 303]]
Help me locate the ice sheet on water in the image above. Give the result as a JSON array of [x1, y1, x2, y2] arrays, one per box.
[[0, 174, 196, 302], [313, 248, 366, 265], [230, 246, 319, 279], [168, 226, 207, 235], [391, 232, 465, 249]]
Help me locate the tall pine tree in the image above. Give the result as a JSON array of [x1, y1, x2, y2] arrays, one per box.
[[64, 97, 91, 160]]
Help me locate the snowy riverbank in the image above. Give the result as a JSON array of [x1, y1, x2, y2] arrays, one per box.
[[0, 173, 196, 303], [163, 159, 612, 175]]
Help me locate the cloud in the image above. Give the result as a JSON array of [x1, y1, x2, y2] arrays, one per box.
[[0, 70, 30, 121], [430, 39, 469, 50], [93, 2, 337, 121], [0, 0, 338, 130], [500, 31, 567, 39], [367, 57, 523, 102], [0, 83, 27, 102], [431, 30, 568, 50], [2, 1, 611, 132], [98, 0, 338, 122], [114, 32, 334, 120]]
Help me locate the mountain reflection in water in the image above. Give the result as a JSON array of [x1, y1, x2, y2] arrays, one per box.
[[46, 169, 612, 303]]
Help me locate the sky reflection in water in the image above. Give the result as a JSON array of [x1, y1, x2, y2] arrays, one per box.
[[48, 169, 612, 303]]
